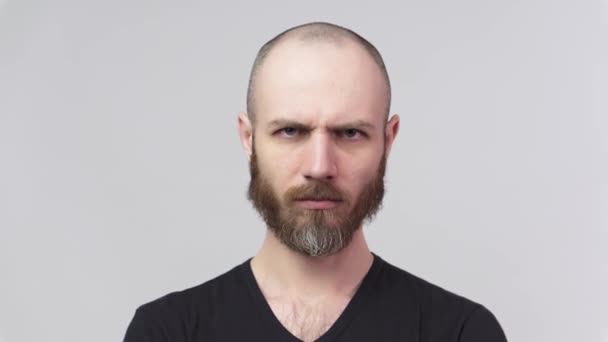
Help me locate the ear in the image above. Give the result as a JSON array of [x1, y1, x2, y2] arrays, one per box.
[[384, 114, 400, 157], [238, 112, 254, 161]]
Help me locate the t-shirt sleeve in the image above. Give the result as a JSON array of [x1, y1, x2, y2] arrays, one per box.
[[458, 305, 508, 342]]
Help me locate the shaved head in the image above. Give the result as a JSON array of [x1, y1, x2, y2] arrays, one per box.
[[246, 22, 391, 125], [239, 22, 400, 257]]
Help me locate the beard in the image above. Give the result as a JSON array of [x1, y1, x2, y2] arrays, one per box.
[[247, 146, 386, 257]]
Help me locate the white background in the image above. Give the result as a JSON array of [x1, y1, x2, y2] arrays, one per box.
[[1, 1, 607, 341]]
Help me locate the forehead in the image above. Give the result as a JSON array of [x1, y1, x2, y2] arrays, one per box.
[[253, 39, 387, 126]]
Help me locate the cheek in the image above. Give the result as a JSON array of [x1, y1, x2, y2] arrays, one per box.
[[338, 151, 381, 181], [257, 148, 302, 191], [337, 152, 382, 191]]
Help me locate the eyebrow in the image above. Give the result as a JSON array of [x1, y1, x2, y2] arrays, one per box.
[[331, 120, 376, 131], [266, 119, 376, 131], [267, 119, 311, 131]]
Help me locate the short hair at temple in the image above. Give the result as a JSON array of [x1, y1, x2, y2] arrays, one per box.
[[246, 22, 392, 125]]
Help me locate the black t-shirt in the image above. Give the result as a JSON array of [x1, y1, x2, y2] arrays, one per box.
[[123, 253, 507, 341]]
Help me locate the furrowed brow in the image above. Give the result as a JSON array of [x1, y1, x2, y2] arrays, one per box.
[[267, 119, 311, 130], [330, 120, 376, 131]]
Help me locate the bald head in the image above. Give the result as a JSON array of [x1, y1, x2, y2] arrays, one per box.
[[246, 22, 391, 125]]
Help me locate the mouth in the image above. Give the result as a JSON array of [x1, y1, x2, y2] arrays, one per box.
[[293, 198, 342, 210]]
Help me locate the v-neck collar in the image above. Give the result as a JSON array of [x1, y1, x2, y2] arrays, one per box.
[[240, 253, 384, 342]]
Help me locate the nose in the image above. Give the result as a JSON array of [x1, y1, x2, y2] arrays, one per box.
[[303, 132, 338, 181]]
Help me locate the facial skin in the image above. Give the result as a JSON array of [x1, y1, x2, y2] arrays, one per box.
[[239, 38, 399, 257]]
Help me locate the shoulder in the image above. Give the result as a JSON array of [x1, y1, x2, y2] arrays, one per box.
[[139, 262, 242, 316], [123, 262, 246, 342], [374, 255, 507, 341], [141, 262, 244, 313], [375, 256, 479, 314]]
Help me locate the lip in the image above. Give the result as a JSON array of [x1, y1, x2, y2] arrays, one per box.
[[294, 199, 341, 209]]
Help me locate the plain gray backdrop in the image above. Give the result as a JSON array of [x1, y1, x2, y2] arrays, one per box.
[[1, 0, 607, 341]]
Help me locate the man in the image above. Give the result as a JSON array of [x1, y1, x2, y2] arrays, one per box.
[[123, 22, 507, 342]]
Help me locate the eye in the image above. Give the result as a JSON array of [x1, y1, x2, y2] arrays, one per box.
[[337, 128, 366, 139], [277, 127, 301, 137]]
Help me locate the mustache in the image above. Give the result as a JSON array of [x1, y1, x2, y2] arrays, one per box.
[[284, 181, 347, 202]]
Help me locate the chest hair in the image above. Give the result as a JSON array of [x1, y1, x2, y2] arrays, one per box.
[[268, 297, 349, 342]]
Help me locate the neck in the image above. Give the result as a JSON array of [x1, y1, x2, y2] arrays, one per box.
[[251, 228, 373, 299]]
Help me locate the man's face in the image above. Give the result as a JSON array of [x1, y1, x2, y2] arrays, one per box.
[[243, 40, 396, 257], [248, 146, 386, 256]]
